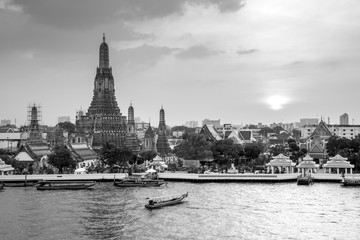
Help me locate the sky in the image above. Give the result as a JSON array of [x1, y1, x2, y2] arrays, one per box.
[[1, 0, 360, 127]]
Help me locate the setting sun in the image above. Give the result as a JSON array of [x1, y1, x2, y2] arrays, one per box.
[[266, 95, 289, 110]]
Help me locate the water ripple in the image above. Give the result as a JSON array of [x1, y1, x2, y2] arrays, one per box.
[[1, 182, 360, 239]]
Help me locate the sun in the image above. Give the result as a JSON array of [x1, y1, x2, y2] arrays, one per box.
[[266, 95, 289, 110]]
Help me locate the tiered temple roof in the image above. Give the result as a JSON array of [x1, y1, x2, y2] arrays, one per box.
[[66, 143, 98, 162], [323, 154, 354, 169], [266, 154, 296, 167], [201, 124, 222, 141], [76, 34, 127, 148], [24, 142, 53, 160], [296, 154, 319, 169]]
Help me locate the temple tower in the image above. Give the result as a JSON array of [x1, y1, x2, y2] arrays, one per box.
[[87, 33, 120, 116], [124, 103, 140, 153], [127, 103, 135, 134], [27, 104, 43, 142], [76, 34, 126, 148], [144, 124, 156, 151], [156, 107, 170, 156]]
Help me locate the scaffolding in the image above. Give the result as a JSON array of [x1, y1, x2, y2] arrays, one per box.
[[26, 103, 43, 142], [27, 103, 42, 128]]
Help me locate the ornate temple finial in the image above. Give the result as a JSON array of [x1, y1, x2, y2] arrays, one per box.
[[130, 100, 132, 106], [103, 33, 105, 42]]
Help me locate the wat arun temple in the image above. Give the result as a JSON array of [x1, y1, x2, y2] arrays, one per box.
[[76, 34, 170, 154]]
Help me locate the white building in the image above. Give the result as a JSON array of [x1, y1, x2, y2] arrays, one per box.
[[299, 118, 319, 127], [58, 116, 71, 123], [202, 119, 221, 128], [184, 121, 198, 128]]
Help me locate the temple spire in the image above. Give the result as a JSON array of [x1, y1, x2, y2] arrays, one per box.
[[99, 33, 109, 68]]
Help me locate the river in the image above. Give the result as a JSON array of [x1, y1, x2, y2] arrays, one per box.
[[0, 182, 359, 240]]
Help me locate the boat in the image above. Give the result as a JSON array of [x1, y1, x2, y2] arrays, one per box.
[[341, 176, 360, 186], [4, 182, 36, 187], [297, 174, 314, 185], [145, 192, 188, 209], [113, 178, 165, 187], [36, 181, 96, 190]]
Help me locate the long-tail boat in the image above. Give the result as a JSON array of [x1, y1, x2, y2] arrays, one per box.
[[145, 192, 188, 209], [36, 181, 96, 190]]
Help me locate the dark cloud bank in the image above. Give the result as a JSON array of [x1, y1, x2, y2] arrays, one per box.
[[10, 0, 246, 29]]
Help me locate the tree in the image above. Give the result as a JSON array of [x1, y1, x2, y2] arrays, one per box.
[[47, 146, 76, 173], [244, 143, 261, 161], [211, 138, 244, 171], [326, 136, 351, 157], [57, 121, 76, 134], [325, 134, 360, 172], [268, 144, 286, 156], [348, 151, 360, 173], [139, 150, 157, 161], [259, 127, 274, 137], [100, 143, 133, 171], [0, 149, 11, 165], [288, 142, 300, 152], [173, 133, 213, 160]]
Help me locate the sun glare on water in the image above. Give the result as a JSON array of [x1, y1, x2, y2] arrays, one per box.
[[266, 95, 289, 110]]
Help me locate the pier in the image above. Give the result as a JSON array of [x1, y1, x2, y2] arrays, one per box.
[[0, 172, 356, 183]]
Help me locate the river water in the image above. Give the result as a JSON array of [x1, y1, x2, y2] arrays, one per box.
[[0, 182, 359, 240]]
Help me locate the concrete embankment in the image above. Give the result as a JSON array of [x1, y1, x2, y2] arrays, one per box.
[[1, 172, 356, 183], [0, 173, 126, 183]]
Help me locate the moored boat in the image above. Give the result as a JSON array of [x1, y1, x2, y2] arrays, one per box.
[[341, 177, 360, 186], [113, 178, 165, 187], [145, 192, 188, 209], [36, 181, 96, 190], [4, 182, 36, 187]]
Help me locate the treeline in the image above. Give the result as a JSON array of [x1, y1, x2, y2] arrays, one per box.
[[326, 135, 360, 170]]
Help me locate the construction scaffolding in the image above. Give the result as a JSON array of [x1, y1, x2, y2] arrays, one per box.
[[26, 103, 43, 141]]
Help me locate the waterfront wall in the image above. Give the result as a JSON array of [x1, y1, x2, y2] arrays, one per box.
[[1, 172, 358, 183]]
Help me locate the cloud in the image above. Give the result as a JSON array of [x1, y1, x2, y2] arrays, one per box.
[[9, 0, 246, 29], [236, 48, 258, 55], [175, 45, 224, 59], [116, 44, 178, 67], [205, 0, 246, 12], [0, 0, 21, 11]]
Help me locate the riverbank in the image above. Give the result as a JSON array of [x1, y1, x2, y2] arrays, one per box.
[[0, 172, 358, 183]]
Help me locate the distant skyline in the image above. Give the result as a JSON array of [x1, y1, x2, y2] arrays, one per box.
[[1, 0, 360, 127]]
